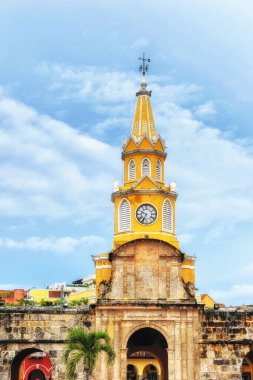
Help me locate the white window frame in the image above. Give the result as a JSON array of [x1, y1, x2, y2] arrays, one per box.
[[155, 159, 162, 181], [141, 157, 151, 177], [118, 198, 131, 232], [162, 198, 173, 232], [128, 159, 136, 180]]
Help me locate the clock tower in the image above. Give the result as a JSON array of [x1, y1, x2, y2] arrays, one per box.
[[112, 75, 179, 249], [93, 58, 199, 380]]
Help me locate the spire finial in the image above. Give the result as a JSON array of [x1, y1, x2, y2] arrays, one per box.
[[139, 52, 150, 76]]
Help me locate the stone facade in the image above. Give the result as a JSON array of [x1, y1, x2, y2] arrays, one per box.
[[0, 307, 91, 380], [1, 241, 253, 380], [200, 308, 253, 380], [2, 304, 253, 379]]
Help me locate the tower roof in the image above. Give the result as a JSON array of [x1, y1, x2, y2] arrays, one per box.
[[131, 77, 158, 141]]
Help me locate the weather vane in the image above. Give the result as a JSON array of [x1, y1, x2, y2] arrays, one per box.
[[139, 53, 150, 76]]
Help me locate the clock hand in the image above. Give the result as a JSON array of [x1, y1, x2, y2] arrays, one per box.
[[141, 213, 146, 221]]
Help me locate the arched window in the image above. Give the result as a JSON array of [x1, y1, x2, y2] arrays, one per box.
[[128, 159, 136, 180], [156, 160, 162, 181], [162, 199, 173, 232], [119, 199, 131, 232], [142, 158, 151, 177]]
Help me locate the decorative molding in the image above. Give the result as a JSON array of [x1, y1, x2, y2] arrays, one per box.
[[93, 256, 109, 261], [112, 189, 178, 201], [181, 265, 195, 270], [122, 149, 167, 159]]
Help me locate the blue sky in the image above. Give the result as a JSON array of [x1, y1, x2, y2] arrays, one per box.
[[0, 0, 253, 305]]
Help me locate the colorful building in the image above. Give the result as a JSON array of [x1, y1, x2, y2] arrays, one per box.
[[0, 289, 27, 305], [27, 275, 96, 304]]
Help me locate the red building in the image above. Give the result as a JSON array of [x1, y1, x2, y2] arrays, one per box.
[[0, 289, 27, 305]]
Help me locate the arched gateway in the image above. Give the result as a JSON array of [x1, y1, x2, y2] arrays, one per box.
[[127, 328, 168, 380], [11, 348, 52, 380]]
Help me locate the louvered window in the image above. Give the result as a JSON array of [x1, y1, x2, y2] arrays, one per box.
[[142, 158, 151, 177], [128, 159, 136, 180], [156, 160, 162, 181], [162, 199, 173, 232], [119, 199, 131, 231]]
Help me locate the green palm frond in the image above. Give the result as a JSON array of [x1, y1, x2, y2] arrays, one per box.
[[65, 349, 84, 380], [97, 343, 116, 364], [63, 328, 116, 380]]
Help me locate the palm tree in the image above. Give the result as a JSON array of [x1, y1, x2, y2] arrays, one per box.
[[64, 328, 116, 380]]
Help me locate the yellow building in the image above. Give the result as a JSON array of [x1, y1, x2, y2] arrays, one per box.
[[28, 288, 64, 303], [28, 275, 96, 305]]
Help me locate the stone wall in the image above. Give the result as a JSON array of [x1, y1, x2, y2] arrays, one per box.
[[0, 306, 91, 380], [2, 301, 253, 379], [200, 307, 253, 380]]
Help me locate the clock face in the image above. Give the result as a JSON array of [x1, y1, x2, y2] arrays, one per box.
[[136, 203, 157, 225]]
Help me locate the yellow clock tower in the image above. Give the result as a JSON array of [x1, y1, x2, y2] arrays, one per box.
[[112, 75, 179, 250], [93, 60, 198, 380], [94, 58, 195, 301]]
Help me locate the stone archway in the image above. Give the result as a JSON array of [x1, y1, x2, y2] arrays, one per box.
[[126, 327, 168, 380], [242, 351, 253, 379], [11, 348, 52, 380]]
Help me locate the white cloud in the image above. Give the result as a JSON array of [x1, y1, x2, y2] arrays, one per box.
[[154, 101, 253, 236], [36, 63, 200, 107], [5, 65, 253, 244], [194, 101, 217, 118], [0, 235, 104, 253], [93, 116, 130, 134], [36, 63, 138, 104], [0, 94, 120, 220], [210, 284, 253, 305]]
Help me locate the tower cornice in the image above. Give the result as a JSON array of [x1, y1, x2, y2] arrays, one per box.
[[121, 149, 167, 159], [111, 189, 178, 202]]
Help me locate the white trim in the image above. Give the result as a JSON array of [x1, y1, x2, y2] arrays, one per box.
[[128, 159, 136, 180], [181, 265, 195, 270], [146, 95, 150, 136], [114, 231, 175, 237], [23, 363, 51, 379], [139, 97, 142, 137], [162, 198, 173, 233], [141, 157, 151, 177], [132, 174, 161, 190], [118, 198, 131, 232], [133, 134, 156, 147], [155, 159, 162, 181], [93, 256, 109, 261], [96, 265, 112, 269]]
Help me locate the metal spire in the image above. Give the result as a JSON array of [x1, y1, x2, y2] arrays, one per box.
[[139, 53, 150, 76]]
